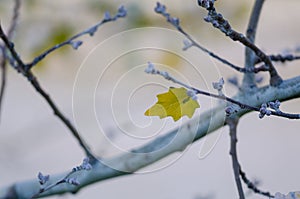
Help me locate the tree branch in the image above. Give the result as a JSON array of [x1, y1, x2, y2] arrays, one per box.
[[239, 168, 274, 198], [25, 6, 126, 70], [154, 2, 248, 74], [243, 0, 265, 89], [227, 117, 244, 199], [0, 24, 94, 159], [146, 62, 300, 119], [228, 115, 274, 198], [0, 0, 21, 121], [198, 0, 283, 86], [255, 54, 300, 65], [154, 2, 279, 79], [7, 0, 21, 39], [0, 46, 6, 121], [1, 75, 300, 198], [0, 5, 126, 158]]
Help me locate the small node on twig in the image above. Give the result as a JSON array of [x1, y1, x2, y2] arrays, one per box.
[[168, 17, 180, 27], [116, 5, 127, 18], [64, 178, 80, 186], [212, 77, 225, 97], [274, 192, 300, 199], [88, 26, 98, 36], [154, 2, 180, 28], [145, 61, 156, 74], [70, 41, 83, 50], [161, 71, 170, 80], [225, 104, 239, 116], [38, 172, 50, 186], [212, 77, 224, 91], [268, 100, 281, 113], [103, 11, 111, 21], [198, 0, 216, 9], [154, 2, 167, 14], [258, 103, 271, 119], [182, 39, 193, 51], [187, 89, 198, 101], [259, 100, 282, 119], [72, 157, 93, 172]]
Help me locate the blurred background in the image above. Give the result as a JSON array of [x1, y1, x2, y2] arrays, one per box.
[[0, 0, 300, 198]]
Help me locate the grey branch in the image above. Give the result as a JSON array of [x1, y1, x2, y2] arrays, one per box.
[[0, 0, 21, 121], [1, 76, 300, 198], [227, 117, 245, 199], [243, 0, 265, 88]]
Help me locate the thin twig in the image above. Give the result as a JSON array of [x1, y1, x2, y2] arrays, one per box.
[[0, 0, 21, 121], [25, 6, 126, 70], [146, 63, 300, 119], [31, 158, 92, 198], [0, 6, 126, 158], [2, 73, 300, 198], [198, 0, 283, 86], [180, 28, 262, 73], [154, 3, 269, 75], [243, 0, 265, 88], [226, 117, 245, 199], [0, 24, 94, 159], [0, 47, 6, 120], [255, 54, 300, 65], [31, 171, 76, 199], [7, 0, 21, 39], [239, 168, 274, 198]]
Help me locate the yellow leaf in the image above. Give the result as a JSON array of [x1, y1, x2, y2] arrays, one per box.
[[144, 87, 200, 121]]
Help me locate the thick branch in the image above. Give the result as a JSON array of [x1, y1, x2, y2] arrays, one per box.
[[146, 63, 300, 119], [243, 0, 265, 89], [1, 76, 300, 198]]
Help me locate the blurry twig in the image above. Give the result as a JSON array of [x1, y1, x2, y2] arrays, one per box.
[[255, 54, 300, 65], [7, 0, 21, 39], [0, 5, 126, 158], [0, 47, 6, 121], [26, 6, 126, 70], [0, 24, 94, 158], [0, 0, 21, 121]]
